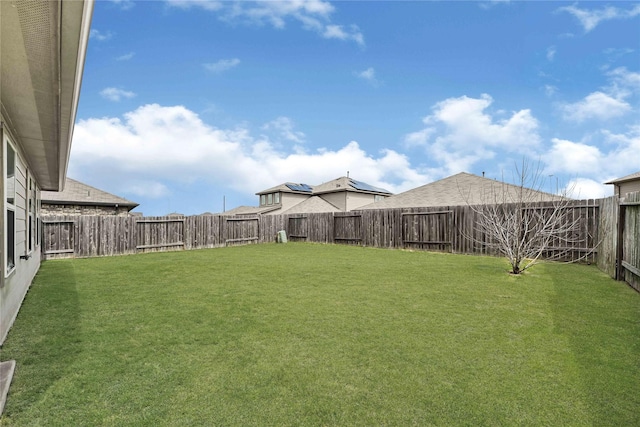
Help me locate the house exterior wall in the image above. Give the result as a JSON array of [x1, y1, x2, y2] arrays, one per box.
[[345, 192, 381, 211], [618, 181, 640, 199], [1, 125, 42, 344], [319, 192, 347, 211], [262, 192, 309, 215], [41, 203, 132, 216]]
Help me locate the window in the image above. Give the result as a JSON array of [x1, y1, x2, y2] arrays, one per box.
[[5, 138, 16, 275], [267, 193, 273, 205], [274, 192, 280, 204], [28, 175, 35, 253], [260, 195, 266, 206], [374, 195, 385, 202]]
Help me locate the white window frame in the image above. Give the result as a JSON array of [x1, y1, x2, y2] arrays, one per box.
[[274, 192, 280, 204], [27, 173, 35, 255], [4, 134, 17, 277]]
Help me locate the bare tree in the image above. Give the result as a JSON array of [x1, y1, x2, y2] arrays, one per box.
[[460, 160, 590, 274]]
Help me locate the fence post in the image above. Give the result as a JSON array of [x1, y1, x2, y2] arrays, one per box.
[[616, 204, 626, 281]]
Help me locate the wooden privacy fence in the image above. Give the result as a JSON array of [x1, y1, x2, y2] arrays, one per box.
[[617, 192, 640, 292], [43, 199, 600, 260], [41, 195, 639, 292]]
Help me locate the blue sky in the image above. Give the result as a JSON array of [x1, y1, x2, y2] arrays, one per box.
[[70, 0, 640, 215]]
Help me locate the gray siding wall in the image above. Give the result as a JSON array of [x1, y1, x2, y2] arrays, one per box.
[[1, 125, 42, 344], [619, 181, 640, 200]]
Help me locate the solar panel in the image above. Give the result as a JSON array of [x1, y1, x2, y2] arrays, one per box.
[[349, 179, 392, 194], [285, 183, 313, 193]]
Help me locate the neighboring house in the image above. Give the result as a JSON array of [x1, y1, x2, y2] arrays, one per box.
[[1, 0, 93, 406], [358, 172, 564, 210], [605, 171, 640, 201], [40, 178, 139, 216], [248, 176, 392, 215]]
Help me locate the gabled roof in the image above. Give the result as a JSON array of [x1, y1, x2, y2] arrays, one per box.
[[256, 177, 391, 196], [280, 196, 341, 215], [358, 172, 565, 210], [312, 177, 392, 195], [41, 178, 138, 210], [256, 182, 314, 195], [1, 1, 94, 191], [221, 205, 279, 216], [605, 171, 640, 185]]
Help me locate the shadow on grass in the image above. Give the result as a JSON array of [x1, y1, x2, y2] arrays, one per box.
[[550, 265, 640, 426], [0, 261, 82, 418]]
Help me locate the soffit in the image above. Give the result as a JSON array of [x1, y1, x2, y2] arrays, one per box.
[[1, 0, 92, 191]]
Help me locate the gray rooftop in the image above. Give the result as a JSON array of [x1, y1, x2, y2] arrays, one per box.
[[358, 172, 565, 210], [280, 196, 341, 215], [257, 176, 391, 196], [605, 171, 640, 184], [312, 176, 392, 195], [41, 178, 139, 209]]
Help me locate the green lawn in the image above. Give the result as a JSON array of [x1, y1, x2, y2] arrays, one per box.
[[1, 243, 639, 426]]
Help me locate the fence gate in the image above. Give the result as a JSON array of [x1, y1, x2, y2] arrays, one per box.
[[287, 216, 308, 241], [402, 211, 453, 252], [334, 214, 363, 245], [618, 193, 640, 292], [43, 219, 75, 258], [136, 218, 185, 252], [225, 217, 259, 246]]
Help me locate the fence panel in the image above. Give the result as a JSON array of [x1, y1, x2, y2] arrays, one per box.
[[287, 216, 308, 241], [225, 216, 259, 246], [184, 215, 224, 250], [401, 210, 452, 252], [334, 214, 362, 245], [597, 196, 618, 278], [621, 192, 640, 292], [43, 218, 75, 258], [136, 217, 185, 253]]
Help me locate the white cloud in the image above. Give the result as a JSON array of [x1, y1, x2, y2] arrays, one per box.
[[544, 85, 558, 97], [110, 0, 135, 10], [403, 128, 434, 148], [70, 104, 431, 200], [166, 0, 364, 46], [544, 138, 602, 175], [560, 91, 631, 122], [546, 45, 556, 61], [557, 4, 640, 32], [89, 29, 113, 41], [262, 117, 305, 144], [203, 58, 241, 73], [542, 127, 640, 198], [566, 178, 610, 199], [323, 25, 364, 46], [100, 87, 136, 102], [606, 67, 640, 98], [355, 67, 379, 86], [405, 94, 541, 175], [116, 52, 135, 61]]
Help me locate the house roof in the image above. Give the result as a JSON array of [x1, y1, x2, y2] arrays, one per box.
[[1, 1, 94, 191], [358, 172, 565, 210], [280, 196, 341, 215], [256, 177, 391, 196], [605, 171, 640, 185], [256, 182, 314, 195], [312, 177, 392, 195], [41, 178, 138, 210], [221, 205, 279, 216]]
